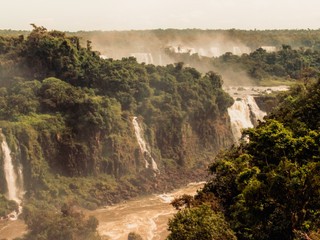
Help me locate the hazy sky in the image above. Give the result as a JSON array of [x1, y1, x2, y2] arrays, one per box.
[[1, 0, 320, 31]]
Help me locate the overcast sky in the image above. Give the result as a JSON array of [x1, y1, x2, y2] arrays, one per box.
[[1, 0, 320, 31]]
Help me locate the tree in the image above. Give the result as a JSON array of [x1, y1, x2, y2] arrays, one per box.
[[167, 204, 236, 240], [21, 202, 101, 240], [204, 71, 223, 89]]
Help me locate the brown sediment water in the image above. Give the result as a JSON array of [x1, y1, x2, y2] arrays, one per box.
[[0, 219, 27, 239], [87, 182, 205, 240]]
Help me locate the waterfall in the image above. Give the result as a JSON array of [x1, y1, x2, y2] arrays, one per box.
[[227, 96, 266, 143], [1, 131, 24, 220], [132, 117, 159, 173], [226, 85, 289, 143]]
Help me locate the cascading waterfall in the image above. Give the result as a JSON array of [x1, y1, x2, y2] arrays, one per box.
[[1, 131, 24, 220], [227, 95, 266, 143], [226, 85, 289, 143], [228, 97, 253, 142], [132, 117, 159, 173]]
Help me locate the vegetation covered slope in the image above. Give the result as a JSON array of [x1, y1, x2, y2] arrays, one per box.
[[0, 25, 234, 216], [165, 45, 320, 86], [167, 80, 320, 240]]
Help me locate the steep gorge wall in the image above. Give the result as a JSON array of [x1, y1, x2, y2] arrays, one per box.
[[151, 112, 233, 168], [0, 110, 234, 199]]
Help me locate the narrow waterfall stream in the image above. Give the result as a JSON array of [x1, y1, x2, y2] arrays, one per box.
[[1, 132, 24, 220], [132, 116, 159, 172]]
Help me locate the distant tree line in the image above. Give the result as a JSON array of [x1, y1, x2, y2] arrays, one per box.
[[165, 45, 320, 84]]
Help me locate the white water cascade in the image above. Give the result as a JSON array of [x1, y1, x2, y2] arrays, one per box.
[[227, 89, 267, 143], [1, 131, 24, 220], [228, 96, 267, 142], [226, 86, 289, 143], [228, 97, 254, 142], [132, 117, 159, 173]]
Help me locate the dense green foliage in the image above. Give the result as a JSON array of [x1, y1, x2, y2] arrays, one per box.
[[167, 204, 236, 240], [190, 80, 320, 240]]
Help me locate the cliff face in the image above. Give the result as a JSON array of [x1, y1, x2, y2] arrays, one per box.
[[0, 110, 234, 208], [254, 96, 278, 113], [2, 110, 234, 180], [150, 112, 234, 168]]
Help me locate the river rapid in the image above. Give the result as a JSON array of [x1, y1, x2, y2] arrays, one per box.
[[87, 182, 205, 240]]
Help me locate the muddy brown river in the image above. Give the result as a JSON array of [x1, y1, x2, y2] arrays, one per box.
[[0, 182, 204, 240], [88, 182, 205, 240]]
